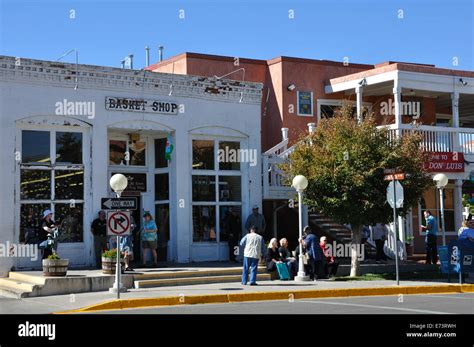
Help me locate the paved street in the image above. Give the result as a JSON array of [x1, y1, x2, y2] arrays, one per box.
[[95, 293, 474, 315]]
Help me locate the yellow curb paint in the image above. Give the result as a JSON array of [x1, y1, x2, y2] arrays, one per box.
[[55, 284, 474, 314]]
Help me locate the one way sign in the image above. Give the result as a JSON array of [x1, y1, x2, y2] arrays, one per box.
[[101, 197, 137, 210]]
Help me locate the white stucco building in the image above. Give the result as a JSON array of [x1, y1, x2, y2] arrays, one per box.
[[0, 56, 263, 275]]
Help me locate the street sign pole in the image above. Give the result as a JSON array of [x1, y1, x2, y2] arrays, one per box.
[[439, 188, 446, 246], [392, 176, 400, 286]]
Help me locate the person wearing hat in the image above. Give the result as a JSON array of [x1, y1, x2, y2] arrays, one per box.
[[245, 205, 266, 235], [140, 211, 158, 268], [40, 210, 56, 259]]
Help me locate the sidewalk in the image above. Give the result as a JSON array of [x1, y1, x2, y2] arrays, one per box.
[[1, 278, 472, 314]]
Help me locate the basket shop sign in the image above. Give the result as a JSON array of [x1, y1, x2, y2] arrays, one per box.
[[424, 152, 465, 172], [106, 96, 179, 115]]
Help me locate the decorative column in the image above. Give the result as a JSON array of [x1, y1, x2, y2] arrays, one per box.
[[452, 92, 460, 151], [454, 179, 463, 232], [393, 82, 402, 133], [356, 85, 363, 123]]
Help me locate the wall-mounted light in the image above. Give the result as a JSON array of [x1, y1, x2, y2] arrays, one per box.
[[169, 84, 173, 96], [358, 78, 367, 86], [287, 84, 296, 92], [460, 78, 468, 86], [239, 91, 243, 103]]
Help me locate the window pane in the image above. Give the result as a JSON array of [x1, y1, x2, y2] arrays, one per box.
[[20, 204, 49, 243], [22, 130, 50, 163], [21, 170, 51, 200], [55, 170, 84, 200], [218, 141, 241, 170], [55, 204, 83, 242], [109, 140, 126, 165], [56, 132, 82, 164], [193, 140, 214, 170], [155, 204, 170, 243], [129, 140, 146, 166], [192, 206, 216, 242], [155, 173, 169, 201], [192, 175, 216, 201], [219, 206, 241, 242], [155, 138, 168, 168], [219, 176, 241, 202]]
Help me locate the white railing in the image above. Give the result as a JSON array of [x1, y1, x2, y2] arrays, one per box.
[[381, 123, 474, 155], [262, 139, 296, 199]]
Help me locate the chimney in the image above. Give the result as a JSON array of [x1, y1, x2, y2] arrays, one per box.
[[145, 46, 150, 66], [158, 46, 164, 62]]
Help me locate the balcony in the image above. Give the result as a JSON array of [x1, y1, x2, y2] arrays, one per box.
[[381, 124, 474, 155]]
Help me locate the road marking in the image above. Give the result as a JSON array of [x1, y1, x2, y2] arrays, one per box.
[[423, 294, 474, 300], [297, 300, 453, 314]]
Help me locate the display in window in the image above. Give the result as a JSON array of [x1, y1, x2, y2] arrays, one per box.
[[22, 130, 50, 163]]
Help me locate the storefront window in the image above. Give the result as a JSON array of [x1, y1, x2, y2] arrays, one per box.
[[19, 129, 86, 244], [109, 140, 127, 165], [21, 170, 51, 200], [55, 204, 83, 242], [155, 204, 170, 243], [218, 141, 240, 171], [192, 175, 216, 201], [193, 140, 214, 170], [56, 132, 82, 164], [128, 140, 146, 166], [22, 130, 50, 163], [420, 187, 455, 233], [218, 176, 241, 202], [193, 206, 216, 242], [155, 173, 169, 201], [54, 170, 84, 200]]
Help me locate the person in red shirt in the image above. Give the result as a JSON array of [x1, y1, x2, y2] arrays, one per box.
[[320, 236, 339, 278]]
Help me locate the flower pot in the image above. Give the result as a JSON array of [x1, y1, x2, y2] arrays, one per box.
[[42, 258, 69, 277], [101, 257, 125, 274]]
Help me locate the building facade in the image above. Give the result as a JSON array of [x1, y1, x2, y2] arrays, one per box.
[[0, 56, 263, 275]]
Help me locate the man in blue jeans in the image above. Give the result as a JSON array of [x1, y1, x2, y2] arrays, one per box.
[[421, 210, 438, 265], [240, 225, 265, 285]]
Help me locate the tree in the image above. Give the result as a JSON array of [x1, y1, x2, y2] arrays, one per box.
[[283, 103, 433, 276]]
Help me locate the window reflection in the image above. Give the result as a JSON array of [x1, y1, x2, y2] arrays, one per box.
[[218, 176, 241, 202], [55, 170, 84, 200], [128, 140, 146, 166], [218, 141, 240, 170], [56, 132, 82, 164], [219, 206, 242, 242], [192, 175, 216, 201], [193, 206, 216, 242], [20, 204, 49, 243], [155, 138, 168, 168], [193, 140, 214, 170], [109, 140, 126, 165], [22, 130, 50, 163], [21, 170, 51, 200], [155, 174, 169, 201], [56, 204, 83, 243]]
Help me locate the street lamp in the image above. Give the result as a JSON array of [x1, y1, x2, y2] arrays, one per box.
[[109, 174, 128, 296], [433, 173, 448, 246], [292, 175, 310, 282]]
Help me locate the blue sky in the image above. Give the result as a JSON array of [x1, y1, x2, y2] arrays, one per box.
[[0, 0, 473, 70]]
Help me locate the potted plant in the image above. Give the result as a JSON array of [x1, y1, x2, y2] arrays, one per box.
[[101, 249, 125, 274], [42, 253, 69, 277]]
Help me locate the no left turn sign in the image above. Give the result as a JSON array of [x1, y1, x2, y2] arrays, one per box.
[[107, 211, 131, 236]]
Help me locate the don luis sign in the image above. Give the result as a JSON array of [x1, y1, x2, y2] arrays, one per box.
[[424, 152, 464, 173]]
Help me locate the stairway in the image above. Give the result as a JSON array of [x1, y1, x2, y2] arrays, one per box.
[[308, 212, 377, 259], [0, 272, 46, 298], [133, 267, 271, 289]]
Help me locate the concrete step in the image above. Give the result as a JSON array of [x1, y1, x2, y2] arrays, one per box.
[[133, 267, 267, 281], [0, 278, 36, 298], [0, 285, 28, 299], [9, 272, 46, 285], [134, 273, 272, 289]]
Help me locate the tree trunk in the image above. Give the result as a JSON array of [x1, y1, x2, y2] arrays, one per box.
[[350, 225, 362, 277]]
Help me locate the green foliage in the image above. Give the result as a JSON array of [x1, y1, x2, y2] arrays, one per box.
[[283, 102, 433, 229], [47, 254, 60, 260], [102, 249, 117, 259]]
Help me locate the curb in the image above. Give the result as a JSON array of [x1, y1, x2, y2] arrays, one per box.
[[55, 283, 474, 314]]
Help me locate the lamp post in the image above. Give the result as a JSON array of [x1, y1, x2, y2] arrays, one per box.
[[292, 175, 310, 282], [433, 173, 448, 246], [109, 174, 128, 297]]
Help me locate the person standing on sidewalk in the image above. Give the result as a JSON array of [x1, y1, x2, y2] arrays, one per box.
[[299, 226, 324, 281], [245, 205, 266, 235], [373, 223, 388, 263], [91, 211, 107, 268], [240, 225, 265, 286], [420, 210, 438, 265]]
